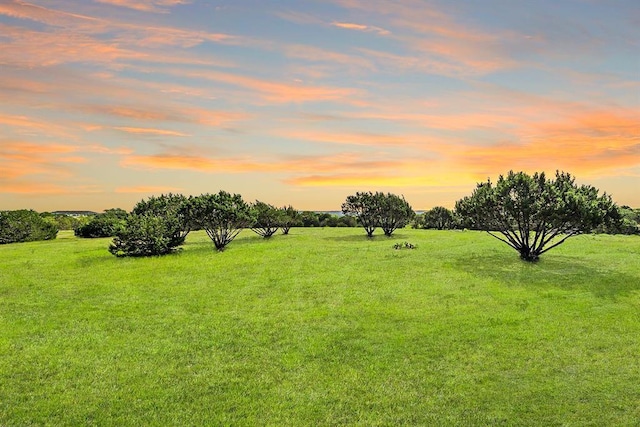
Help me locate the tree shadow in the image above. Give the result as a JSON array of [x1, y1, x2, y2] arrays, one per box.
[[324, 232, 413, 242], [453, 252, 640, 299]]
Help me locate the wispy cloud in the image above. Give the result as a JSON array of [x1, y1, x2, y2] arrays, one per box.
[[95, 0, 191, 13], [331, 21, 390, 36], [0, 1, 100, 28], [171, 69, 360, 104]]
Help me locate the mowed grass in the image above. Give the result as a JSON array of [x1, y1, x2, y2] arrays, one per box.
[[1, 228, 639, 426]]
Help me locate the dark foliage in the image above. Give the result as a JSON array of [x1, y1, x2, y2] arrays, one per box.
[[0, 210, 58, 244], [596, 206, 640, 235]]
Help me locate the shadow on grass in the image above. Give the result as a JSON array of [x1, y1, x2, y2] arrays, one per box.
[[454, 252, 640, 299], [324, 232, 413, 242]]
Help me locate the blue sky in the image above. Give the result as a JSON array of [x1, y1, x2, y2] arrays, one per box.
[[1, 0, 638, 211]]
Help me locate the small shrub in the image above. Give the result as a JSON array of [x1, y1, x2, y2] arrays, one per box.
[[393, 241, 416, 250]]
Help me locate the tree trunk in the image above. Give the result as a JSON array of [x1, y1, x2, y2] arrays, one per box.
[[519, 246, 539, 262]]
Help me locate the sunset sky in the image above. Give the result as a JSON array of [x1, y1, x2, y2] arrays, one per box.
[[1, 0, 638, 212]]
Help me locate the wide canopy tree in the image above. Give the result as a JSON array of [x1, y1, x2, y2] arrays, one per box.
[[455, 171, 619, 261]]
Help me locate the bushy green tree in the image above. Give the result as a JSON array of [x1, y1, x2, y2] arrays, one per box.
[[342, 192, 380, 237], [74, 208, 128, 238], [342, 192, 414, 237], [378, 192, 414, 236], [250, 201, 282, 238], [456, 170, 619, 262], [421, 206, 459, 230], [188, 191, 254, 250], [280, 205, 302, 234], [0, 210, 58, 244], [109, 213, 181, 257]]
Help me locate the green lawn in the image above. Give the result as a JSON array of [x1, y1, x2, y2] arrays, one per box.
[[1, 228, 639, 426]]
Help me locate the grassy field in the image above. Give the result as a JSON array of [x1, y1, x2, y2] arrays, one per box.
[[1, 228, 639, 426]]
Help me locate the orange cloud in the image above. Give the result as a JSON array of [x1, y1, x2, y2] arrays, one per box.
[[0, 141, 133, 182], [0, 181, 69, 195], [280, 129, 430, 148], [114, 127, 190, 137], [120, 154, 275, 173], [175, 69, 360, 104], [0, 181, 103, 195], [115, 185, 183, 193], [0, 113, 73, 139], [0, 141, 82, 181], [451, 108, 640, 178], [121, 150, 411, 174], [285, 168, 482, 187]]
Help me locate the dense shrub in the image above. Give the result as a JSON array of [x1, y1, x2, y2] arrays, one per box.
[[415, 206, 460, 230], [132, 193, 191, 246], [74, 208, 128, 238], [0, 210, 58, 244], [109, 214, 182, 257]]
